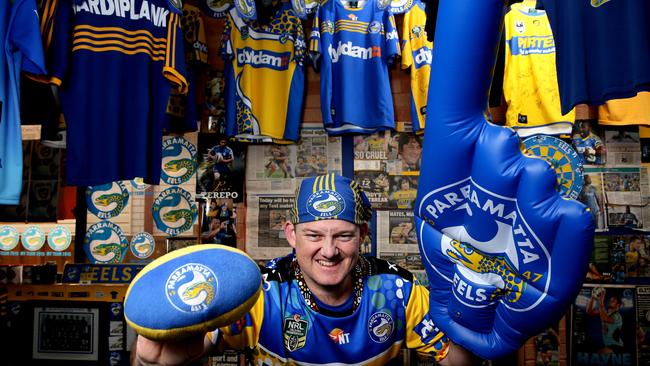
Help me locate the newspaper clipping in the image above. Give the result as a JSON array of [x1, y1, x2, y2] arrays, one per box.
[[245, 195, 294, 260]]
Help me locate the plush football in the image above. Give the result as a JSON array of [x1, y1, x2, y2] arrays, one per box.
[[124, 244, 262, 341]]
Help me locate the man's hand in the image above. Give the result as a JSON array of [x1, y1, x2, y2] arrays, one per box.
[[131, 334, 210, 366]]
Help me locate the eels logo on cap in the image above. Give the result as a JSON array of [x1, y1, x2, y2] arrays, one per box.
[[166, 263, 218, 313], [306, 190, 345, 219]]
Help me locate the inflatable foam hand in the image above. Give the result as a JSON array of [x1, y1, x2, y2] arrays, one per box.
[[415, 0, 594, 359], [124, 245, 262, 341]]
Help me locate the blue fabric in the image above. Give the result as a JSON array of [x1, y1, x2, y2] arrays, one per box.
[[415, 0, 594, 359], [291, 173, 372, 225], [539, 0, 650, 114], [0, 0, 46, 205]]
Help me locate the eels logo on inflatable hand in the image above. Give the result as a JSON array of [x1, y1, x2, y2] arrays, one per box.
[[166, 263, 218, 313], [306, 190, 345, 218], [415, 0, 594, 359]]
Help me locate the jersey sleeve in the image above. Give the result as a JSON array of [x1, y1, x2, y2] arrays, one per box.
[[293, 18, 307, 67], [404, 279, 450, 362], [400, 13, 412, 70], [384, 11, 400, 63], [163, 11, 188, 94], [309, 7, 322, 67], [9, 0, 46, 76], [216, 286, 265, 351]]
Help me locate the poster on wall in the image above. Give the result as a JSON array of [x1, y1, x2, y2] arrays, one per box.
[[572, 120, 606, 166], [603, 167, 643, 229], [533, 323, 561, 366], [579, 168, 606, 231], [354, 131, 423, 175], [637, 286, 650, 366], [200, 198, 237, 246], [196, 133, 245, 202], [245, 195, 294, 260], [571, 285, 637, 366], [603, 128, 641, 166]]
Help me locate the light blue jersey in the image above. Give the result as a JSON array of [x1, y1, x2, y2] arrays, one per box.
[[310, 0, 400, 135], [0, 0, 46, 205]]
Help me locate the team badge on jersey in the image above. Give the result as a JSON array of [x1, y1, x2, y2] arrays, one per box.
[[235, 0, 256, 19], [161, 136, 197, 185], [368, 21, 382, 34], [201, 0, 231, 18], [368, 312, 394, 343], [0, 226, 20, 251], [152, 187, 198, 236], [306, 190, 345, 219], [418, 178, 551, 310], [523, 135, 584, 200], [591, 0, 611, 8], [21, 226, 45, 251], [284, 314, 308, 351], [166, 263, 218, 313], [87, 182, 130, 220], [130, 232, 156, 259], [47, 226, 72, 252], [389, 0, 414, 14], [84, 221, 129, 264]]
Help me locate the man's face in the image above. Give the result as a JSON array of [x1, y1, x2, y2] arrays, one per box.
[[401, 138, 422, 165], [580, 122, 591, 137], [285, 220, 364, 294], [219, 139, 227, 146]]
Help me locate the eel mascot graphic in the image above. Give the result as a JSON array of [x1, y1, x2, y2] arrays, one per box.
[[416, 0, 594, 359]]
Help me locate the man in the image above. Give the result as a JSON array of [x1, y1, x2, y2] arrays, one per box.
[[586, 290, 624, 354], [578, 174, 603, 229], [209, 137, 234, 181], [398, 134, 423, 172], [131, 174, 477, 365], [572, 120, 604, 165]]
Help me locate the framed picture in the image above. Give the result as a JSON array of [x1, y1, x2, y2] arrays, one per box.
[[32, 307, 99, 361], [166, 236, 198, 253]]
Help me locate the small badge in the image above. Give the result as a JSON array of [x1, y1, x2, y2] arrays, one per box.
[[130, 232, 156, 259], [0, 226, 20, 251], [368, 312, 394, 343], [284, 314, 308, 351], [47, 226, 72, 252], [21, 226, 46, 251]]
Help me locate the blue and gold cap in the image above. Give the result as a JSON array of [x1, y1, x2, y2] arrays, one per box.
[[291, 174, 372, 225]]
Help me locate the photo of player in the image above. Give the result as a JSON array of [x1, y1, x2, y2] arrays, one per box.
[[200, 199, 237, 246], [572, 286, 637, 366], [608, 205, 643, 229], [625, 235, 649, 278], [264, 145, 293, 178], [388, 176, 418, 209], [572, 120, 605, 165], [397, 134, 422, 172], [578, 174, 605, 230], [196, 134, 245, 202], [389, 217, 417, 245], [535, 326, 559, 366], [355, 171, 390, 208]]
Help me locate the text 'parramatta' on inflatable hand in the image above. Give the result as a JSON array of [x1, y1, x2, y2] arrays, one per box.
[[415, 0, 594, 359]]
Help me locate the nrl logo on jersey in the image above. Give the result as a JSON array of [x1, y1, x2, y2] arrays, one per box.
[[418, 177, 551, 311], [284, 314, 308, 351]]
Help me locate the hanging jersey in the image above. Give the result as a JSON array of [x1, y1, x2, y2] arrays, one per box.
[[215, 255, 449, 364], [538, 0, 650, 114], [310, 0, 400, 135], [0, 0, 46, 205], [48, 0, 187, 186], [503, 2, 574, 137], [401, 0, 431, 133], [598, 92, 650, 126], [221, 3, 306, 143]]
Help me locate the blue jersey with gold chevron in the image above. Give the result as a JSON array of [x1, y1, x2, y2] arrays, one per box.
[[310, 0, 400, 135], [401, 0, 430, 133], [221, 3, 306, 143], [215, 255, 449, 364], [0, 0, 46, 205], [503, 1, 574, 137], [48, 0, 187, 186]]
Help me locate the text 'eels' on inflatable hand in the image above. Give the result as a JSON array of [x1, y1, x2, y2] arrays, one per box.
[[124, 244, 262, 341], [415, 0, 594, 359]]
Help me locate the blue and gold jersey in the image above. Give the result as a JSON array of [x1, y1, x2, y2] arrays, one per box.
[[48, 0, 187, 186], [401, 0, 430, 133], [310, 0, 400, 135], [503, 2, 574, 137], [221, 3, 306, 143], [216, 255, 449, 364]]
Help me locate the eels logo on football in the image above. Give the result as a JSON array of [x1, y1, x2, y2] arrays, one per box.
[[152, 187, 198, 236], [87, 181, 130, 220], [130, 232, 155, 259], [47, 226, 72, 252], [161, 136, 197, 185], [166, 263, 218, 313], [368, 312, 394, 343], [21, 226, 46, 251], [418, 177, 551, 311], [306, 190, 345, 218], [0, 226, 20, 251], [84, 221, 129, 264]]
